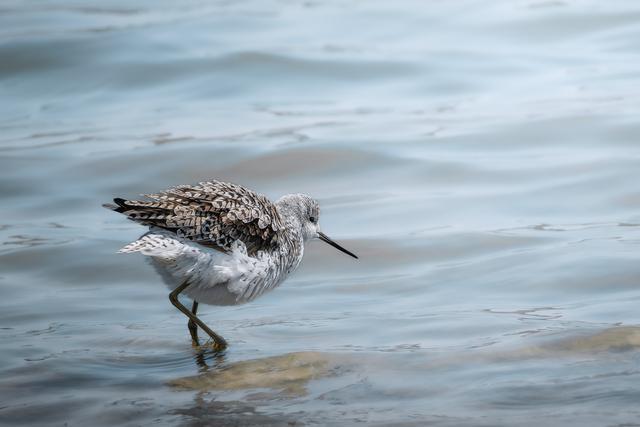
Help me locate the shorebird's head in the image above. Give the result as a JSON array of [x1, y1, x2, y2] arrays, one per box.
[[276, 193, 358, 259]]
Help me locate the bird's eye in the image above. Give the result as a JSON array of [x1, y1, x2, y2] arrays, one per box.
[[309, 216, 316, 223]]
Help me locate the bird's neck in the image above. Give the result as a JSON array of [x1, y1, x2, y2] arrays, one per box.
[[274, 214, 305, 275]]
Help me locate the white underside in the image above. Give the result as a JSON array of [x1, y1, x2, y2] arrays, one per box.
[[120, 231, 279, 306]]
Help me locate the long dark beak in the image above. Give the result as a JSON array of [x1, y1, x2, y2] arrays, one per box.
[[318, 232, 358, 259]]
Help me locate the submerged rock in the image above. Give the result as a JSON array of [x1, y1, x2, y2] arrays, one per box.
[[168, 351, 345, 395], [484, 326, 640, 363], [545, 326, 640, 354], [169, 327, 640, 396]]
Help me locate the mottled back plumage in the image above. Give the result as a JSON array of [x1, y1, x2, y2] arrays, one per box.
[[107, 181, 285, 256]]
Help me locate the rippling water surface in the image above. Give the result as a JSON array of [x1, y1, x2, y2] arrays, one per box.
[[2, 1, 640, 425]]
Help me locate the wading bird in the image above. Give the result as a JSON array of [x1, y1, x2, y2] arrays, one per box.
[[104, 181, 357, 350]]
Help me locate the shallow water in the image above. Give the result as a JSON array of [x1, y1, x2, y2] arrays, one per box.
[[2, 0, 640, 425]]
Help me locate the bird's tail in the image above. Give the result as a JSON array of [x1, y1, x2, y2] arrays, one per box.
[[102, 198, 128, 213], [103, 196, 184, 234]]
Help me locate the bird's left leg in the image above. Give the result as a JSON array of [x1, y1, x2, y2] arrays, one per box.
[[188, 300, 199, 346]]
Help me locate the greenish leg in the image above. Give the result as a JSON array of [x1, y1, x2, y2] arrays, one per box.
[[169, 281, 228, 351], [188, 300, 199, 346]]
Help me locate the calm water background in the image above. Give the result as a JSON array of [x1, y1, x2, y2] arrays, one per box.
[[2, 0, 640, 425]]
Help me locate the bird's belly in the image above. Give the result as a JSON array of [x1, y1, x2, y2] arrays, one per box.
[[181, 277, 243, 306], [147, 238, 282, 306]]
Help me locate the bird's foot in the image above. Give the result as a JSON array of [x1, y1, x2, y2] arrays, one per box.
[[194, 339, 226, 353]]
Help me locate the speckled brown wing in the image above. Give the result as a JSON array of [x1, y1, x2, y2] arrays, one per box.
[[107, 181, 285, 255]]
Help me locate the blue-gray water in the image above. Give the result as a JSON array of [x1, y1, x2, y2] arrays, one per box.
[[2, 1, 640, 425]]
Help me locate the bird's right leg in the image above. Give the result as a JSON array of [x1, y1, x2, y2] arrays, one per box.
[[169, 281, 228, 351], [188, 300, 199, 346]]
